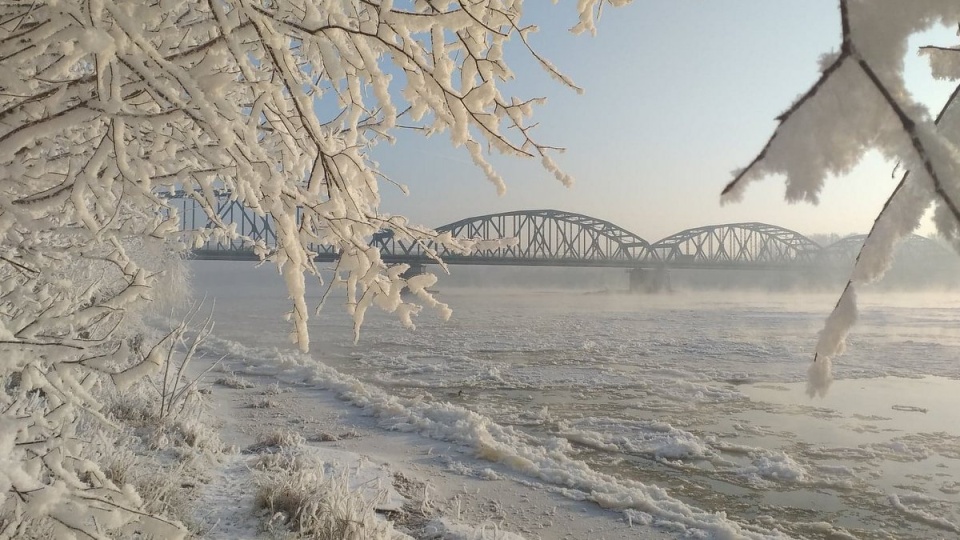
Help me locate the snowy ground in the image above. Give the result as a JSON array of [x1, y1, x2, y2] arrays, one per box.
[[189, 363, 677, 540], [181, 261, 960, 538]]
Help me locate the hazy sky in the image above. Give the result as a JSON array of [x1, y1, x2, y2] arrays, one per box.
[[371, 1, 957, 243]]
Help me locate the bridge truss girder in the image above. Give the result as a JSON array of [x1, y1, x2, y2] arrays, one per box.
[[175, 196, 341, 256], [651, 222, 821, 266], [375, 210, 655, 264], [172, 194, 895, 270]]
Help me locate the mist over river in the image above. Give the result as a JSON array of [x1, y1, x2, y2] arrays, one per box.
[[190, 261, 960, 538]]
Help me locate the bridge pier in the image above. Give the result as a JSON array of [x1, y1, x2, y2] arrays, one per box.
[[629, 267, 671, 293]]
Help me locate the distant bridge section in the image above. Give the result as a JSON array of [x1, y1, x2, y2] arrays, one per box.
[[650, 223, 822, 268], [375, 210, 657, 267], [817, 233, 952, 267], [169, 194, 952, 276]]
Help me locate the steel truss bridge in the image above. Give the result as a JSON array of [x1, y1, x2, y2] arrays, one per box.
[[170, 196, 945, 271]]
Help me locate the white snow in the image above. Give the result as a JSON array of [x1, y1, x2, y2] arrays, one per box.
[[422, 518, 529, 540]]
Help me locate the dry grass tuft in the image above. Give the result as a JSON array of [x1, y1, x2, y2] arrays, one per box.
[[244, 429, 305, 458], [216, 373, 256, 389], [254, 452, 394, 539], [308, 430, 359, 443], [105, 386, 157, 426], [262, 382, 289, 396], [260, 429, 304, 448], [251, 398, 279, 409]]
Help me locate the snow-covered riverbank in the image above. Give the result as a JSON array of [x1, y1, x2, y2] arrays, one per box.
[[183, 261, 960, 538]]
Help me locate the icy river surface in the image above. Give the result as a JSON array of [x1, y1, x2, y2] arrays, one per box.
[[190, 261, 960, 538]]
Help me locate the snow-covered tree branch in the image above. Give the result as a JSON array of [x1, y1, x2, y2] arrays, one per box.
[[722, 0, 960, 396], [1, 0, 630, 535]]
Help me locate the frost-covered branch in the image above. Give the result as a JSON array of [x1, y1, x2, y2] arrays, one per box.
[[723, 0, 960, 396], [1, 0, 629, 534]]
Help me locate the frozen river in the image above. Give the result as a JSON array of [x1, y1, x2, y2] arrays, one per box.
[[189, 261, 960, 538]]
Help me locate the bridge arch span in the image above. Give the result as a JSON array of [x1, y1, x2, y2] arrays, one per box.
[[424, 209, 654, 264], [651, 223, 821, 266]]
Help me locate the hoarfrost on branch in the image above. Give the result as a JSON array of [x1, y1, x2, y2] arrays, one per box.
[[0, 0, 625, 535], [722, 0, 960, 397]]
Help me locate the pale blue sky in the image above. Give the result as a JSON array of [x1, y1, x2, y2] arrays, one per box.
[[371, 1, 957, 243]]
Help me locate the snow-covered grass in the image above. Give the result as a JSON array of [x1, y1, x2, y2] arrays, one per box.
[[97, 439, 200, 529], [97, 369, 225, 533], [253, 447, 395, 539]]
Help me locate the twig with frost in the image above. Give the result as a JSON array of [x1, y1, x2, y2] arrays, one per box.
[[150, 299, 222, 421]]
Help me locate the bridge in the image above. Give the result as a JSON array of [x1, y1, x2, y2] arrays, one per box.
[[170, 195, 950, 289]]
